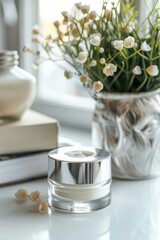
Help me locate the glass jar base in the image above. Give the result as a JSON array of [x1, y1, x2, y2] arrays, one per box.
[[48, 191, 111, 214]]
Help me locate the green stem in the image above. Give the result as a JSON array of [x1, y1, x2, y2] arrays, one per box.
[[126, 74, 135, 91], [86, 66, 110, 90], [120, 48, 155, 62], [135, 76, 148, 92], [130, 52, 137, 71], [109, 62, 125, 88], [126, 58, 129, 82], [150, 83, 160, 91], [63, 56, 82, 75], [107, 51, 121, 63], [152, 55, 160, 61], [146, 76, 152, 91], [119, 50, 127, 60], [133, 49, 150, 61], [150, 29, 157, 59], [135, 57, 148, 92]]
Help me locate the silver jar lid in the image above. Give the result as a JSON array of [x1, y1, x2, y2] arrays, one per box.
[[48, 146, 111, 184], [0, 50, 19, 68]]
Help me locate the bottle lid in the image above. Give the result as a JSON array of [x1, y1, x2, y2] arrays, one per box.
[[0, 50, 19, 68], [48, 146, 111, 185]]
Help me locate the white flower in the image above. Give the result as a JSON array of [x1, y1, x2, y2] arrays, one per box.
[[132, 66, 142, 75], [32, 36, 40, 43], [92, 81, 103, 92], [80, 74, 89, 84], [80, 5, 90, 14], [113, 40, 124, 50], [32, 25, 40, 34], [15, 188, 28, 200], [64, 70, 73, 79], [23, 45, 32, 53], [76, 51, 88, 64], [29, 191, 41, 202], [89, 11, 97, 20], [138, 25, 150, 39], [90, 35, 101, 47], [75, 2, 82, 9], [140, 41, 151, 51], [103, 63, 117, 76], [53, 20, 60, 28], [108, 22, 114, 31], [89, 60, 97, 67], [71, 28, 79, 38], [105, 10, 112, 21], [92, 23, 97, 30], [38, 201, 48, 213], [124, 21, 135, 33], [100, 58, 106, 64], [146, 65, 159, 77], [61, 11, 72, 22], [123, 36, 135, 48], [64, 44, 74, 54], [99, 47, 104, 53]]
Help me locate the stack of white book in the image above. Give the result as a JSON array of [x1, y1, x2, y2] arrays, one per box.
[[0, 110, 59, 186]]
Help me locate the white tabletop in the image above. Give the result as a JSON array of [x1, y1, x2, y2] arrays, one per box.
[[1, 177, 160, 240]]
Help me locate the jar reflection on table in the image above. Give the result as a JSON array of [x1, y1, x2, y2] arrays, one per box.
[[49, 206, 111, 240]]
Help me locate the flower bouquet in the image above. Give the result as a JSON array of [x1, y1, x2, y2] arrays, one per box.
[[24, 0, 160, 179], [24, 0, 160, 93]]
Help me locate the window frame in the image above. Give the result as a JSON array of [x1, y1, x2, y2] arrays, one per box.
[[17, 0, 38, 73]]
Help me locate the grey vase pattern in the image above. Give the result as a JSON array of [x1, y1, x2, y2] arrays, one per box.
[[92, 89, 160, 179]]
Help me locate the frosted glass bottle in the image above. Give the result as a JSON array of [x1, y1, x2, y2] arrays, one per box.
[[0, 50, 36, 119]]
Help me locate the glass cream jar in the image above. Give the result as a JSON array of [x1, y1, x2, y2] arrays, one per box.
[[48, 146, 111, 213], [0, 50, 36, 119]]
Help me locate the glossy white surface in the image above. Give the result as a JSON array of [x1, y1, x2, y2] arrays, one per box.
[[1, 177, 160, 240]]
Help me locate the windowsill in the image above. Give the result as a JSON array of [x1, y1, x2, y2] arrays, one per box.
[[32, 94, 95, 130], [31, 96, 93, 146], [60, 125, 92, 146]]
